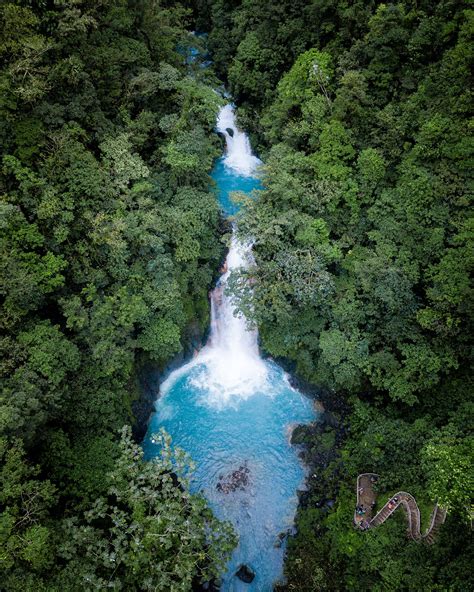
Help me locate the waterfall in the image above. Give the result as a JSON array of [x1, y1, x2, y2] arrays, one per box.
[[190, 105, 267, 406], [198, 234, 268, 405], [216, 104, 261, 177], [145, 103, 316, 592]]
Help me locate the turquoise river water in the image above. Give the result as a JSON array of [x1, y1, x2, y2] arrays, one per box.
[[143, 104, 316, 591]]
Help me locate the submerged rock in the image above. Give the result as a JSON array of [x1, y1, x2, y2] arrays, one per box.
[[236, 564, 255, 583], [216, 463, 250, 494], [198, 579, 221, 592]]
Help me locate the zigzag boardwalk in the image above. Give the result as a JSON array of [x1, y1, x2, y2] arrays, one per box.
[[354, 473, 447, 544]]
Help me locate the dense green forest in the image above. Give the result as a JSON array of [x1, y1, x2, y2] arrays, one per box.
[[0, 1, 236, 589], [194, 1, 473, 590], [1, 0, 473, 591]]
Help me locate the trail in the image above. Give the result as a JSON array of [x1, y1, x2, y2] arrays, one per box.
[[355, 473, 447, 544]]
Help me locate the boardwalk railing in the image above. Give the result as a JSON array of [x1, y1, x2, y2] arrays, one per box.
[[354, 473, 447, 544]]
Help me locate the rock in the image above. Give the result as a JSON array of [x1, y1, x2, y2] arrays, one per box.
[[226, 127, 234, 137], [274, 530, 290, 548], [290, 425, 308, 445], [236, 564, 255, 583], [217, 463, 250, 494], [314, 399, 325, 414]]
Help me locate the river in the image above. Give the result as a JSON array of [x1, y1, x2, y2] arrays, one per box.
[[143, 104, 316, 591]]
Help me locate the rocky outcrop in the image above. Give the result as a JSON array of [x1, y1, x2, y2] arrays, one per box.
[[216, 463, 251, 494]]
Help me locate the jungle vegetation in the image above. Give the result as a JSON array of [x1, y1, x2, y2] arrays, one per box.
[[1, 0, 473, 591], [193, 1, 473, 590], [0, 1, 235, 590]]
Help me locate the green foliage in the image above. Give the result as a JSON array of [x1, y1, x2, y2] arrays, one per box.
[[0, 438, 57, 575], [200, 0, 473, 589], [53, 427, 236, 591], [233, 2, 472, 408], [0, 429, 236, 590], [1, 1, 229, 587], [422, 405, 474, 520], [2, 0, 473, 588]]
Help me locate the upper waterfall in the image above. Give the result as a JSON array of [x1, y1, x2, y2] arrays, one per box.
[[216, 104, 262, 177]]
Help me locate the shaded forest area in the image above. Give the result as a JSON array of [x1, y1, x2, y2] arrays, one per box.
[[190, 1, 473, 590], [1, 1, 236, 589]]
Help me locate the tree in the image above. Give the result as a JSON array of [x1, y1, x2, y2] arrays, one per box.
[[0, 438, 57, 577], [422, 408, 474, 521], [54, 427, 236, 591]]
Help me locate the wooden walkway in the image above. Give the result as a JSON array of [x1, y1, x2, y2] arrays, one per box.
[[354, 473, 447, 544]]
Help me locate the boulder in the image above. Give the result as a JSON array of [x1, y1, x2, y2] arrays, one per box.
[[216, 463, 250, 493], [236, 564, 255, 583]]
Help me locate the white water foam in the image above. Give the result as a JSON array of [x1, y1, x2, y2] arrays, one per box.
[[191, 233, 268, 406], [216, 104, 262, 176]]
